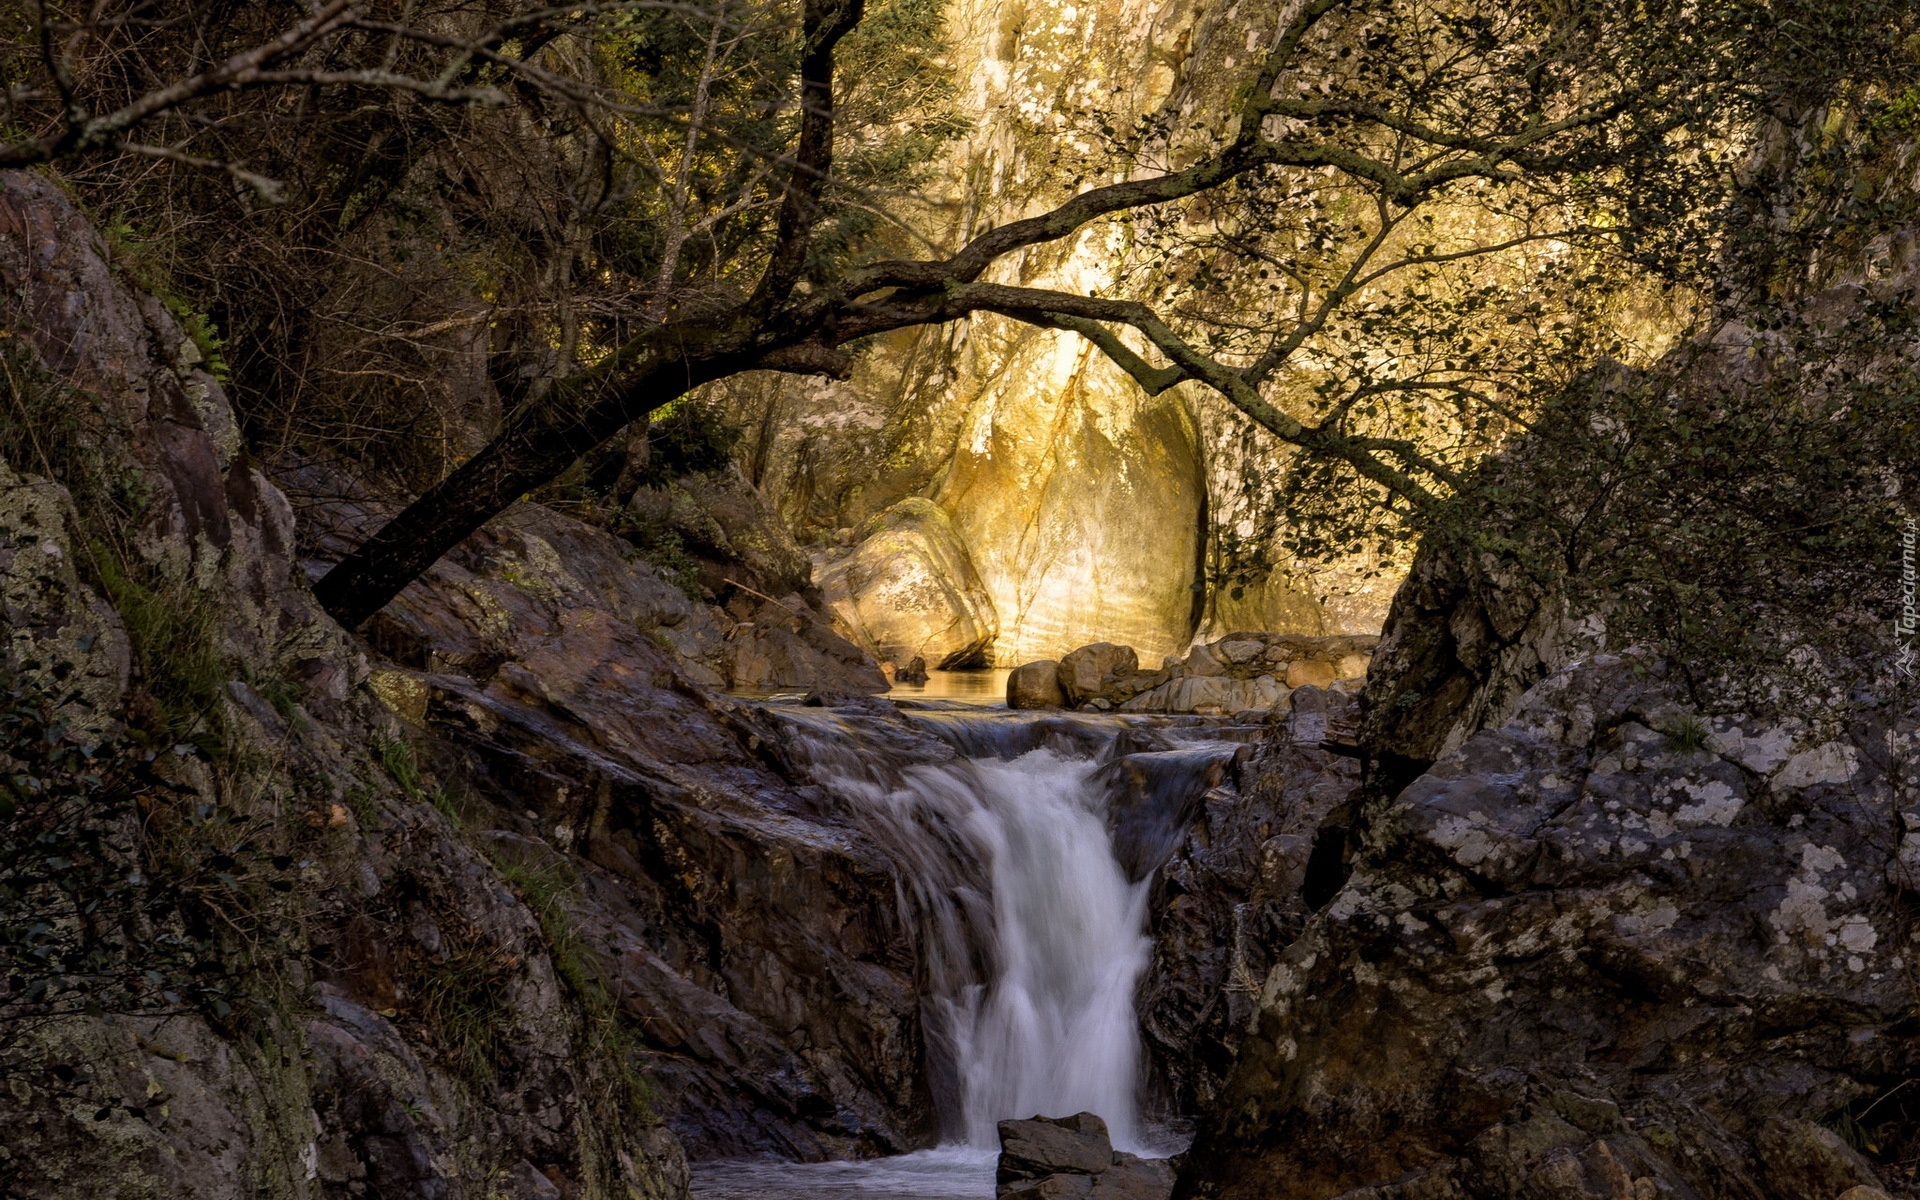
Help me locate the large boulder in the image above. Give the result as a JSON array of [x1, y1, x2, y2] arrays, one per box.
[[1175, 652, 1914, 1200], [815, 497, 998, 668], [937, 329, 1207, 665]]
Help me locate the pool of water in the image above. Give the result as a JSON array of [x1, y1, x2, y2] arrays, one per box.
[[885, 668, 1011, 704], [690, 1147, 997, 1200], [735, 669, 1012, 706]]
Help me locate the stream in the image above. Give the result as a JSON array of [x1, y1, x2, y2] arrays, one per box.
[[692, 687, 1245, 1198]]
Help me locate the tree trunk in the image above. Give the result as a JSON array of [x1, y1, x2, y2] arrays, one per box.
[[313, 334, 754, 628]]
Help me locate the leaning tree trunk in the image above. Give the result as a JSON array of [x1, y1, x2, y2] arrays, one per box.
[[313, 332, 758, 629]]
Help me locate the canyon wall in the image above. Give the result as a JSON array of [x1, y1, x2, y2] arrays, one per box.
[[726, 0, 1396, 666]]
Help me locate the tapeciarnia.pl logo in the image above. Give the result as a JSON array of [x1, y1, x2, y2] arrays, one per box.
[[1900, 515, 1917, 680]]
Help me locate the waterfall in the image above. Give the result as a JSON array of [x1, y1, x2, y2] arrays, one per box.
[[939, 750, 1152, 1148], [777, 708, 1229, 1154]]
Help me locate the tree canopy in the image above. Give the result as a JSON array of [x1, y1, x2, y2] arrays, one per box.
[[5, 0, 1915, 628]]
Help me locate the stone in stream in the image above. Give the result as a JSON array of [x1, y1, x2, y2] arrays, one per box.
[[894, 654, 930, 683], [1007, 659, 1067, 708], [1058, 641, 1140, 706], [996, 1114, 1175, 1200]]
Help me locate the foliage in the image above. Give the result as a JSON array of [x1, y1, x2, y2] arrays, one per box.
[[1420, 280, 1920, 715], [642, 398, 746, 482], [375, 733, 425, 801], [0, 347, 233, 750], [103, 220, 231, 382]]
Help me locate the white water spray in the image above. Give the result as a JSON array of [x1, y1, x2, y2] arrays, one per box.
[[940, 751, 1152, 1149], [791, 718, 1157, 1151]]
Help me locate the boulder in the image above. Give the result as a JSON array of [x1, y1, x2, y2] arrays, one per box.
[[816, 497, 999, 669], [1095, 1155, 1177, 1200], [895, 656, 929, 684], [1334, 651, 1372, 681], [1059, 642, 1141, 705], [999, 1113, 1115, 1183], [1283, 686, 1360, 749], [997, 1114, 1174, 1200], [1283, 658, 1336, 689], [1008, 660, 1067, 709], [1215, 639, 1264, 666], [1183, 644, 1228, 677], [937, 331, 1207, 664]]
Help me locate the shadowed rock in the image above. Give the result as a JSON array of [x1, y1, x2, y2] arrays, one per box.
[[996, 1114, 1175, 1200]]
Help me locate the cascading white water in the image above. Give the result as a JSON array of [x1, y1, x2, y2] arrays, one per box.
[[939, 750, 1152, 1149], [782, 714, 1157, 1149], [695, 708, 1227, 1199]]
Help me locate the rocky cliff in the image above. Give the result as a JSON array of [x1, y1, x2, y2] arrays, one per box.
[[1168, 262, 1920, 1197], [0, 170, 945, 1197], [1178, 645, 1913, 1200]]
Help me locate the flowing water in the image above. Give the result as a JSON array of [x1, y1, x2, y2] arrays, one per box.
[[693, 700, 1242, 1199]]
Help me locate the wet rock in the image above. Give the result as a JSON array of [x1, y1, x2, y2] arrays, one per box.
[[1096, 1155, 1178, 1200], [1103, 745, 1240, 882], [1008, 660, 1067, 709], [1141, 730, 1361, 1116], [895, 655, 930, 684], [999, 1113, 1116, 1182], [996, 1114, 1175, 1200]]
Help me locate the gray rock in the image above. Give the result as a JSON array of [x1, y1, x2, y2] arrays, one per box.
[[1177, 651, 1911, 1200], [1183, 644, 1228, 677], [1003, 1176, 1097, 1200], [1094, 1153, 1175, 1200], [1216, 639, 1264, 665], [998, 1113, 1115, 1188], [1755, 1118, 1881, 1198], [997, 1115, 1175, 1200]]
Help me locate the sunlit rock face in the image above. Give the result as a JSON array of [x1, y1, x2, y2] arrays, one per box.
[[937, 325, 1206, 662], [816, 497, 999, 667], [723, 0, 1397, 660]]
